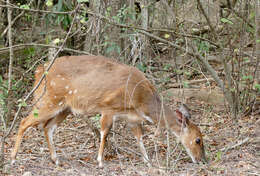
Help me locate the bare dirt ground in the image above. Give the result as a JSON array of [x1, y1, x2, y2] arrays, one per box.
[[1, 99, 260, 176]]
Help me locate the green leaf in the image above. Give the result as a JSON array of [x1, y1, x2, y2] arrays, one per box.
[[242, 75, 253, 81], [216, 151, 222, 161], [33, 108, 39, 118], [164, 34, 170, 39], [20, 4, 30, 9], [53, 38, 60, 44], [254, 84, 260, 92], [46, 0, 53, 7], [137, 63, 147, 72], [58, 0, 63, 11], [18, 99, 27, 107], [183, 81, 189, 88], [221, 18, 233, 25], [257, 39, 260, 43]]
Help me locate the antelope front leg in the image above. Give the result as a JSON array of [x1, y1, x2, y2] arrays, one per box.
[[97, 113, 113, 167], [130, 123, 150, 166], [43, 110, 68, 165]]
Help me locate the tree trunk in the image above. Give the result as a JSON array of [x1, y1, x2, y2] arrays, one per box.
[[256, 0, 260, 84]]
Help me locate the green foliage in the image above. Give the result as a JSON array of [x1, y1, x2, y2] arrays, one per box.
[[45, 0, 73, 30], [18, 99, 27, 108], [19, 3, 32, 21], [195, 39, 210, 54], [183, 81, 189, 88], [215, 151, 222, 162], [137, 62, 147, 72], [46, 0, 53, 7], [20, 4, 30, 9], [254, 84, 260, 92], [105, 42, 121, 55], [242, 75, 253, 81], [163, 64, 171, 71], [33, 108, 39, 118], [0, 77, 8, 115], [0, 77, 20, 117], [174, 69, 183, 75], [220, 18, 233, 25], [90, 114, 101, 128]]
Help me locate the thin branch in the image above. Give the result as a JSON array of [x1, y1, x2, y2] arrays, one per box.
[[0, 43, 91, 55], [139, 30, 225, 90], [220, 137, 250, 152], [1, 4, 80, 158], [196, 0, 217, 39], [0, 0, 34, 38], [168, 78, 214, 88], [83, 9, 220, 48], [1, 0, 14, 168], [0, 4, 75, 14], [227, 8, 254, 28]]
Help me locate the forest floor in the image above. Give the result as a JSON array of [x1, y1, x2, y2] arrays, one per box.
[[1, 93, 260, 176]]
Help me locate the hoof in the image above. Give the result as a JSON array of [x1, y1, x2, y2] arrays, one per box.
[[55, 159, 60, 166], [51, 157, 60, 166], [11, 159, 16, 165], [98, 161, 103, 168]]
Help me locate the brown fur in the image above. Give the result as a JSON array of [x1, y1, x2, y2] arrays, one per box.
[[11, 55, 206, 167]]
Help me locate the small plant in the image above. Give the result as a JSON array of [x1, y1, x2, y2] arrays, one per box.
[[90, 114, 101, 128]]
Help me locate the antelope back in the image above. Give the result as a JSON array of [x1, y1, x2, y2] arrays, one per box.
[[33, 55, 156, 116]]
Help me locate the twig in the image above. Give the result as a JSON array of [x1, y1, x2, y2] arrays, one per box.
[[0, 4, 75, 14], [83, 9, 220, 48], [227, 8, 254, 28], [1, 0, 34, 38], [196, 0, 217, 40], [1, 4, 80, 166], [1, 0, 14, 168], [0, 43, 91, 55], [220, 137, 250, 152], [168, 78, 214, 88]]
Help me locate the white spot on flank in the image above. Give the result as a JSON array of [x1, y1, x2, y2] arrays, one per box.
[[54, 96, 57, 99], [73, 89, 78, 94], [57, 74, 61, 77], [69, 90, 72, 94], [61, 78, 65, 80], [58, 102, 63, 106], [50, 81, 56, 86], [65, 86, 69, 89], [190, 141, 193, 145]]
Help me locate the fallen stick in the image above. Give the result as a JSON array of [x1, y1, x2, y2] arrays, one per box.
[[220, 137, 250, 152]]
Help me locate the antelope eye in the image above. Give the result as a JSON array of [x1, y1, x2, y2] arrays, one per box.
[[195, 138, 201, 144]]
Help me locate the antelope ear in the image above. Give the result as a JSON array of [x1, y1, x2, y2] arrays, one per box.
[[179, 104, 191, 119], [175, 109, 189, 127]]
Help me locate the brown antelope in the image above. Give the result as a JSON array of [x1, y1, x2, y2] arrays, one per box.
[[11, 55, 206, 167]]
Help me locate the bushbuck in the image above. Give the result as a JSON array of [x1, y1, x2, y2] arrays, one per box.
[[11, 55, 206, 167]]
